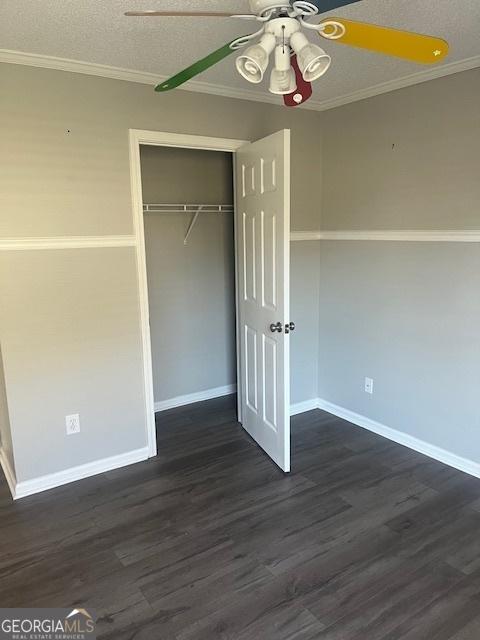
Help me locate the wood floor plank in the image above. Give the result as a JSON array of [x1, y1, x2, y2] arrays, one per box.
[[448, 616, 480, 640], [1, 396, 479, 640], [304, 560, 463, 639], [175, 579, 321, 640], [386, 571, 480, 640]]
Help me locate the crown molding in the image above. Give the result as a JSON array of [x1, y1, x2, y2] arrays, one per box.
[[314, 55, 480, 111], [2, 48, 479, 112], [0, 48, 320, 111]]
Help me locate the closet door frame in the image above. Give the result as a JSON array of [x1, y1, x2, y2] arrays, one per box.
[[129, 129, 248, 458]]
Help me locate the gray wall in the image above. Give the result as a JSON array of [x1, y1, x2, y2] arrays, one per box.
[[0, 62, 322, 483], [4, 58, 476, 487], [291, 242, 320, 405], [321, 69, 480, 230], [141, 147, 236, 403], [140, 145, 233, 204], [0, 343, 15, 476], [0, 249, 146, 481], [318, 69, 480, 463]]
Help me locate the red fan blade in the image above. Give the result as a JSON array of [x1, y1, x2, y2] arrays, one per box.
[[284, 55, 313, 108]]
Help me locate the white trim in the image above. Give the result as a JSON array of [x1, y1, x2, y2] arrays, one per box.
[[129, 132, 157, 458], [0, 447, 17, 500], [13, 447, 149, 500], [319, 230, 480, 242], [233, 154, 243, 426], [2, 232, 478, 249], [154, 384, 237, 412], [290, 231, 323, 242], [2, 48, 479, 112], [283, 129, 292, 472], [143, 203, 234, 214], [313, 55, 480, 112], [290, 230, 480, 242], [316, 398, 480, 480], [0, 235, 137, 251], [0, 48, 315, 110], [130, 129, 247, 152], [129, 129, 249, 460], [290, 398, 319, 416]]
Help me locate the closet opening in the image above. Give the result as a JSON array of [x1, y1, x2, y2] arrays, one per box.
[[140, 145, 239, 442], [131, 129, 291, 472]]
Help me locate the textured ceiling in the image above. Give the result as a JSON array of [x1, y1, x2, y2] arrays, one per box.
[[1, 0, 479, 105]]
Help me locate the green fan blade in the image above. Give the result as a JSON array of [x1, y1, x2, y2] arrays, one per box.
[[155, 38, 245, 92]]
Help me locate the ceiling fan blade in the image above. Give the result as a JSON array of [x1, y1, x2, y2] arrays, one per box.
[[306, 0, 362, 13], [284, 55, 313, 107], [155, 38, 245, 92], [125, 11, 253, 18], [319, 18, 449, 64]]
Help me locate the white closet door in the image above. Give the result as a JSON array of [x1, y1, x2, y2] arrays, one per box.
[[235, 130, 291, 472]]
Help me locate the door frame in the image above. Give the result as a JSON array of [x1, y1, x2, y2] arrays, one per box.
[[129, 129, 248, 457]]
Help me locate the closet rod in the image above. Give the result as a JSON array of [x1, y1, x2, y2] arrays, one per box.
[[143, 203, 234, 214]]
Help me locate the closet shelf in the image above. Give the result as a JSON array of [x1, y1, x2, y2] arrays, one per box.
[[143, 203, 234, 245], [143, 203, 234, 214]]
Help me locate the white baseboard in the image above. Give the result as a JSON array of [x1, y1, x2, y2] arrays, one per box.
[[154, 384, 237, 412], [290, 398, 320, 416], [316, 398, 480, 480], [13, 447, 149, 500], [5, 397, 477, 500], [0, 447, 18, 500], [156, 389, 320, 417]]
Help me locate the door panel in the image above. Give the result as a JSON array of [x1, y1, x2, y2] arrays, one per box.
[[235, 130, 291, 472]]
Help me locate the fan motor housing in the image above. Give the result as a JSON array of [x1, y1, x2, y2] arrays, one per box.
[[249, 0, 291, 14]]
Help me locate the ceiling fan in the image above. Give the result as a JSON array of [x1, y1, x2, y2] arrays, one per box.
[[125, 1, 449, 107]]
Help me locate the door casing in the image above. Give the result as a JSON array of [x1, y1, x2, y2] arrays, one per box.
[[129, 129, 248, 457]]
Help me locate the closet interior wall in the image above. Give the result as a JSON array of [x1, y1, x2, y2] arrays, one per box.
[[140, 145, 236, 408]]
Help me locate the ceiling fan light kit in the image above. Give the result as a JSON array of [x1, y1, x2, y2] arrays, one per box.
[[269, 46, 297, 94], [126, 0, 449, 108], [236, 32, 276, 83], [290, 31, 331, 82]]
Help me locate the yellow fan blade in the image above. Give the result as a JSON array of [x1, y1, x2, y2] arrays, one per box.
[[319, 18, 449, 64]]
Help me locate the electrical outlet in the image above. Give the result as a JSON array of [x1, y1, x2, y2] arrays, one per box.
[[365, 377, 374, 395], [66, 413, 80, 435]]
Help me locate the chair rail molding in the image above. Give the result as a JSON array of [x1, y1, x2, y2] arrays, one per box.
[[0, 236, 137, 251], [290, 230, 480, 242]]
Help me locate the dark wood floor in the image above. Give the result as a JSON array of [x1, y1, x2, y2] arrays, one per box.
[[1, 396, 480, 639]]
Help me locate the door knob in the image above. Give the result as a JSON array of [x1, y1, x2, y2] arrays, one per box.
[[270, 322, 282, 333], [285, 322, 296, 334]]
